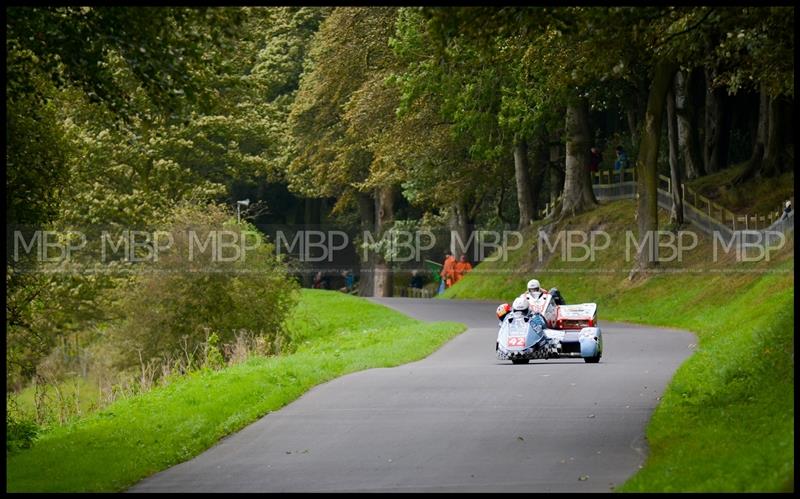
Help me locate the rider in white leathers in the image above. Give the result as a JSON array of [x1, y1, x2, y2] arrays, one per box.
[[521, 279, 548, 301]]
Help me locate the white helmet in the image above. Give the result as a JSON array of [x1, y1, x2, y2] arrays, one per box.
[[512, 296, 529, 312], [527, 279, 541, 293]]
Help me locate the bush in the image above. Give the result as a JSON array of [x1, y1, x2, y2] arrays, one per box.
[[6, 400, 39, 452], [202, 331, 226, 371], [109, 202, 299, 374]]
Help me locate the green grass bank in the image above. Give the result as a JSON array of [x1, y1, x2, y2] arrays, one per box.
[[5, 290, 465, 492], [442, 199, 794, 492]]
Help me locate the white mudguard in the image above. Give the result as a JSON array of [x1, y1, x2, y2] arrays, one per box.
[[578, 326, 602, 358]]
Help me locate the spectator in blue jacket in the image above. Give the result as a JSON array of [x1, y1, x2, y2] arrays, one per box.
[[614, 145, 629, 181]]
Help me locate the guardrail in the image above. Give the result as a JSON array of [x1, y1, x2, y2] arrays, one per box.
[[589, 168, 793, 236], [538, 168, 637, 218], [392, 286, 435, 299], [593, 167, 637, 186], [539, 194, 562, 219]]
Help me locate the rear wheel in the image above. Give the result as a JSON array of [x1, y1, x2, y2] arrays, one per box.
[[584, 354, 601, 363], [512, 358, 530, 364]]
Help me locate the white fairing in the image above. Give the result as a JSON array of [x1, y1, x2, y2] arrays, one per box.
[[557, 303, 598, 322], [541, 325, 603, 358]]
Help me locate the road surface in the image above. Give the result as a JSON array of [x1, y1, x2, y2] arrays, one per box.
[[131, 297, 695, 492]]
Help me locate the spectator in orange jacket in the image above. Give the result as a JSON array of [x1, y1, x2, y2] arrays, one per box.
[[453, 255, 473, 284], [441, 251, 456, 288]]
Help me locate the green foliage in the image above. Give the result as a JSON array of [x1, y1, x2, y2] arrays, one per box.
[[389, 8, 510, 213], [5, 266, 120, 391], [6, 7, 327, 394], [288, 7, 401, 200], [712, 7, 794, 97], [202, 332, 226, 371], [108, 203, 299, 371], [645, 7, 794, 97], [6, 412, 40, 453], [5, 46, 72, 227], [6, 7, 245, 118], [7, 396, 41, 452]]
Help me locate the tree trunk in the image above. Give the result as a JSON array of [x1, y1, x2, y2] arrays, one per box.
[[667, 85, 684, 225], [449, 201, 470, 259], [560, 98, 597, 218], [674, 69, 704, 180], [513, 140, 535, 228], [761, 93, 784, 177], [373, 186, 394, 297], [733, 82, 769, 185], [626, 108, 639, 146], [302, 198, 322, 287], [704, 66, 731, 174], [531, 136, 548, 215], [634, 62, 677, 270], [626, 79, 649, 146], [357, 192, 375, 297], [548, 136, 563, 209], [495, 182, 510, 226]]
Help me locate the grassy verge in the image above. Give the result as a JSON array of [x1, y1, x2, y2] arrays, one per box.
[[5, 289, 466, 492], [441, 199, 794, 492]]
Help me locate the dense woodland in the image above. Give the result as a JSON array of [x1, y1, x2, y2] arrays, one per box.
[[5, 7, 794, 415]]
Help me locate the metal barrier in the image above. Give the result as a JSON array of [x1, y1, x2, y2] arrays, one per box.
[[590, 169, 794, 237], [392, 286, 435, 299]]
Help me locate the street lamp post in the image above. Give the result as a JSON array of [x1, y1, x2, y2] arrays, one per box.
[[236, 199, 250, 224]]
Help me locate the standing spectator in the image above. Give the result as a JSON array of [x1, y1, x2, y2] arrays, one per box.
[[345, 270, 355, 292], [453, 255, 473, 284], [614, 145, 629, 182], [440, 251, 456, 289], [780, 200, 792, 221], [339, 269, 355, 293], [588, 146, 603, 173], [312, 271, 324, 289]]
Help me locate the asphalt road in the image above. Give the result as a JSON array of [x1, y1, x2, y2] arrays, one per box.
[[130, 297, 696, 493]]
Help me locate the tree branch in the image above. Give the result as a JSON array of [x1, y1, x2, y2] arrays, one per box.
[[655, 8, 715, 49]]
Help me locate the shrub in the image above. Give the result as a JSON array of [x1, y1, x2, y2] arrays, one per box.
[[108, 202, 299, 374], [202, 331, 225, 371], [6, 399, 40, 452]]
